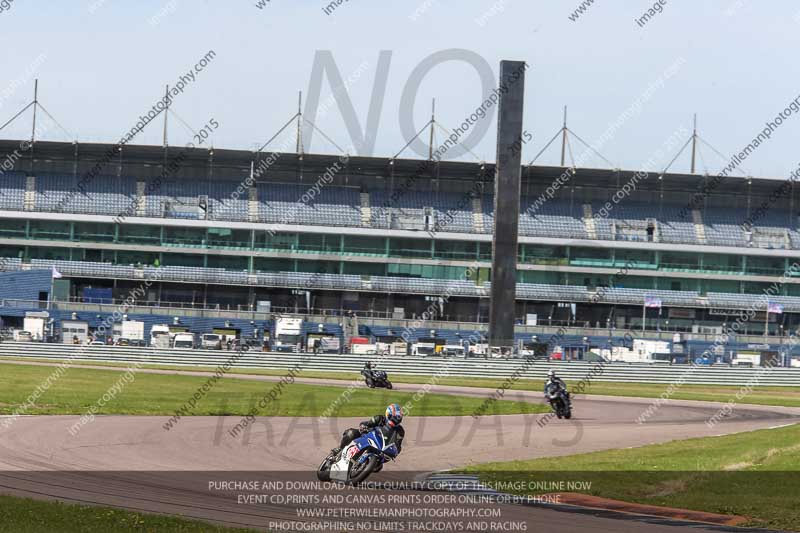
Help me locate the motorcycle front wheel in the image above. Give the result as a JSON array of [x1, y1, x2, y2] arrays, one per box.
[[385, 381, 393, 389], [317, 456, 333, 481], [349, 455, 380, 484]]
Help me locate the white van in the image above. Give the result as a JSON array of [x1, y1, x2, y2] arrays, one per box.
[[442, 345, 465, 357], [201, 333, 222, 350], [173, 332, 196, 350]]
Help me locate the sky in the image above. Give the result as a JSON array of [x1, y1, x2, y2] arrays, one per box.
[[1, 0, 799, 179]]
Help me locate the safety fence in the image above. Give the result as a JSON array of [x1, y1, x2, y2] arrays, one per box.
[[1, 343, 800, 386]]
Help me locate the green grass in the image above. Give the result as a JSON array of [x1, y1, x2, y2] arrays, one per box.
[[395, 376, 800, 408], [461, 423, 800, 531], [572, 380, 800, 407], [17, 357, 800, 406], [0, 362, 544, 417], [0, 494, 258, 533], [4, 355, 800, 407]]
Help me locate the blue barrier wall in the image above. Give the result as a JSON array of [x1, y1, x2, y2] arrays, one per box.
[[0, 269, 52, 301]]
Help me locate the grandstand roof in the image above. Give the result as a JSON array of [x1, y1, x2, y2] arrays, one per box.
[[0, 138, 784, 197]]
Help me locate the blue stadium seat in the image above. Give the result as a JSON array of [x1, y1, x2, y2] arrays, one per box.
[[0, 172, 25, 211]]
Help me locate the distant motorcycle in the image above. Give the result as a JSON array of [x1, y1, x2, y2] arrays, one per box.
[[317, 427, 399, 484], [546, 383, 572, 419], [362, 368, 392, 389]]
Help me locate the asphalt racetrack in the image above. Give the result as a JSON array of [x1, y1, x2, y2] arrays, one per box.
[[1, 371, 798, 532]]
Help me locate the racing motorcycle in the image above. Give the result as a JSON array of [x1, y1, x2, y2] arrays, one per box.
[[362, 368, 393, 389], [317, 427, 399, 484], [545, 382, 572, 419]]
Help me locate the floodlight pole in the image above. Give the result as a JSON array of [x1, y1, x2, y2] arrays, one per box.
[[31, 79, 39, 144], [428, 98, 436, 161], [296, 91, 303, 155], [163, 85, 169, 175], [560, 106, 567, 167], [690, 113, 697, 174], [163, 84, 169, 148]]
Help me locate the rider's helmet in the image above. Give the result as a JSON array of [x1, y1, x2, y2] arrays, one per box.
[[547, 369, 556, 380], [385, 403, 403, 427]]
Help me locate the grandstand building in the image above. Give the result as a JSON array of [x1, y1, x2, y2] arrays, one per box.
[[2, 138, 800, 358]]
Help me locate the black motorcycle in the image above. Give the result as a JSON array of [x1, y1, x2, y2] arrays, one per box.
[[362, 368, 392, 389], [545, 383, 572, 419]]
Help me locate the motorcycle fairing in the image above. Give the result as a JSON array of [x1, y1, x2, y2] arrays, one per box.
[[329, 427, 399, 482], [353, 427, 399, 461], [329, 444, 357, 482]]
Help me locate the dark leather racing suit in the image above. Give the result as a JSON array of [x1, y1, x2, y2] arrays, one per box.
[[337, 415, 405, 454], [544, 378, 571, 408], [544, 377, 568, 396]]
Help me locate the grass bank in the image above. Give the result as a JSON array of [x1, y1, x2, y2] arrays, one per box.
[[0, 362, 544, 417], [3, 356, 798, 408], [462, 423, 800, 531], [0, 494, 257, 533]]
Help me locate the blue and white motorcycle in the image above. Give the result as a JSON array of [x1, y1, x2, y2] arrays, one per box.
[[317, 427, 399, 484]]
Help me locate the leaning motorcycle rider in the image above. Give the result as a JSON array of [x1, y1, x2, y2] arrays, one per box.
[[362, 361, 374, 380], [544, 369, 570, 400], [332, 403, 405, 458]]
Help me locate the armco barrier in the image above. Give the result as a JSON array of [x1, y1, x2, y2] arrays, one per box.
[[1, 343, 800, 387]]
